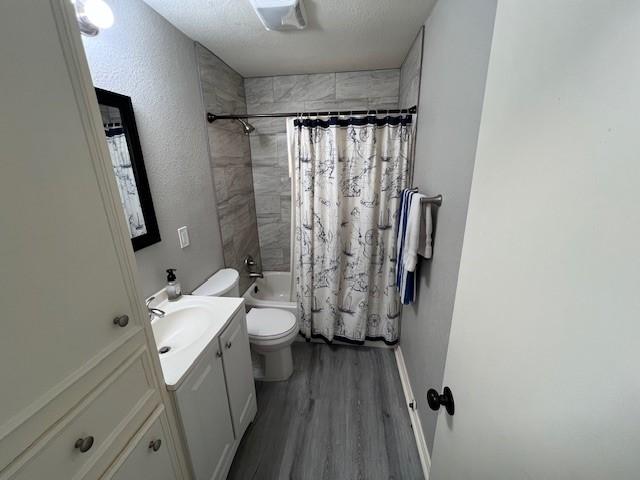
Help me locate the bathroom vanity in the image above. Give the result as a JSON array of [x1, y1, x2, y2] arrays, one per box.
[[150, 295, 257, 480]]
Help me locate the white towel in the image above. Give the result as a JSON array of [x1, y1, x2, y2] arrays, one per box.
[[418, 203, 433, 259], [402, 193, 425, 272]]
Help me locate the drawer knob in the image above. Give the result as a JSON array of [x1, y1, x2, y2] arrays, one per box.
[[216, 350, 223, 358], [74, 436, 94, 453], [149, 439, 162, 452], [225, 341, 232, 349], [113, 315, 129, 327]]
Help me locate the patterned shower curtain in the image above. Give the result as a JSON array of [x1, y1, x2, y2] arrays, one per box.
[[293, 115, 413, 344], [105, 130, 147, 239]]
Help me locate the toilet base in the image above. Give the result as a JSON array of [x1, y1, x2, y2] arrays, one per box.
[[251, 344, 293, 382]]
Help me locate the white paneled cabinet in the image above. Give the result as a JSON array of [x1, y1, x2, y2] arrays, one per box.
[[221, 310, 257, 437], [107, 408, 178, 480], [0, 1, 185, 479], [172, 308, 257, 480], [174, 346, 235, 480]]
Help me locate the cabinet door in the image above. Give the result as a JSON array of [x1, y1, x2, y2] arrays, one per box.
[[174, 346, 234, 480], [0, 1, 150, 469], [220, 310, 257, 437], [108, 408, 178, 480]]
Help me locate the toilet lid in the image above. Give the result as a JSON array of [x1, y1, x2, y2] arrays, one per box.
[[192, 268, 239, 296], [246, 308, 297, 339]]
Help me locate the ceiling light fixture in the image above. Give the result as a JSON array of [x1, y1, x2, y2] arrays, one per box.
[[249, 0, 307, 31], [73, 0, 114, 37]]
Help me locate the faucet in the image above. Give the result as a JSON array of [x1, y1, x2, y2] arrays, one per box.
[[145, 296, 166, 321], [244, 255, 263, 279]]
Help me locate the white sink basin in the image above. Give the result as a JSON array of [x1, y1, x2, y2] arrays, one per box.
[[152, 305, 212, 357], [150, 295, 244, 389]]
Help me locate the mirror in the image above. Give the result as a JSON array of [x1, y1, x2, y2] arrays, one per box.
[[96, 88, 161, 251]]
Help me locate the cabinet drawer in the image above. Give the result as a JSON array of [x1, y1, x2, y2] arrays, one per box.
[[103, 407, 178, 480], [2, 348, 158, 480]]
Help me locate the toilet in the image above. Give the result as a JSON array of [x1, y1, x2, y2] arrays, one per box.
[[192, 268, 298, 381]]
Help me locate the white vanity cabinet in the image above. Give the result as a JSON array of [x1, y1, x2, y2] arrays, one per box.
[[220, 309, 257, 437], [171, 308, 257, 480]]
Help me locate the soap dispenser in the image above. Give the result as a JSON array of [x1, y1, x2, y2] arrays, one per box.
[[166, 268, 182, 301]]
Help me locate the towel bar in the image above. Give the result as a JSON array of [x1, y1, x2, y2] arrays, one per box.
[[408, 188, 443, 207]]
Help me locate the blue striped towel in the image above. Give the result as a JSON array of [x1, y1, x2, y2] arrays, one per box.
[[396, 189, 416, 304]]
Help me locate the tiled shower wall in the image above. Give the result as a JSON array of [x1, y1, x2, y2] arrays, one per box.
[[399, 28, 424, 109], [195, 43, 262, 293], [244, 70, 401, 271]]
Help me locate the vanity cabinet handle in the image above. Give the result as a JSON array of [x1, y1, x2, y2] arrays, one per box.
[[148, 439, 162, 452], [113, 315, 129, 327], [225, 341, 232, 349], [74, 436, 94, 453], [216, 350, 222, 358]]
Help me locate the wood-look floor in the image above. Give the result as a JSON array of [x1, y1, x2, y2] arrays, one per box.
[[228, 342, 423, 480]]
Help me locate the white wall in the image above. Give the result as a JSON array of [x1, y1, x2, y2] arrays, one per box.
[[82, 0, 224, 297], [431, 1, 640, 477], [400, 0, 497, 453]]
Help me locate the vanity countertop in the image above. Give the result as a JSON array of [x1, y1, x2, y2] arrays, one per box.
[[151, 294, 244, 390]]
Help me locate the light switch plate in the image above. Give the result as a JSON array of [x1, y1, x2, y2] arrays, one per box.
[[177, 226, 190, 248]]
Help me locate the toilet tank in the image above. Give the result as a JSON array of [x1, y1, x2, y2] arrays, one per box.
[[192, 268, 240, 297]]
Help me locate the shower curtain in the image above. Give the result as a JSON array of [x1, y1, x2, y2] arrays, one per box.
[[293, 114, 413, 344], [105, 129, 147, 239]]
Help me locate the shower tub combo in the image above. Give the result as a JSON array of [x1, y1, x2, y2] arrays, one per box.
[[243, 271, 297, 318]]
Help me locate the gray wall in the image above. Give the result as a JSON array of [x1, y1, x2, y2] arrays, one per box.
[[83, 0, 224, 298], [195, 44, 262, 294], [399, 0, 497, 454], [244, 70, 401, 271]]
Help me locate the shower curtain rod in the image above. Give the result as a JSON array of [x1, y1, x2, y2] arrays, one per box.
[[206, 105, 417, 123]]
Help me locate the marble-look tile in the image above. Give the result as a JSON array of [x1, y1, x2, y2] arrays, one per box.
[[273, 73, 335, 102], [250, 117, 287, 135], [305, 99, 370, 111], [261, 247, 284, 262], [257, 222, 280, 250], [244, 77, 274, 104], [336, 69, 400, 100], [255, 195, 280, 215], [249, 134, 277, 161], [247, 101, 305, 115], [260, 247, 285, 271], [211, 166, 229, 203], [280, 196, 291, 222], [197, 43, 261, 291], [366, 96, 400, 110], [228, 166, 254, 197], [253, 166, 283, 195], [196, 44, 245, 114], [279, 166, 291, 195], [275, 133, 290, 169], [399, 29, 423, 109], [208, 126, 250, 159], [213, 155, 252, 168]]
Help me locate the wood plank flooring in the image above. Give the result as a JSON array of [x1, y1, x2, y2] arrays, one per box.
[[228, 342, 423, 480]]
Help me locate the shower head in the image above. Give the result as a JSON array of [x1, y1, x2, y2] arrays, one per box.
[[236, 118, 255, 134]]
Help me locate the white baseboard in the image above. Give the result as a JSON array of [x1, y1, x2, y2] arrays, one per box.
[[395, 346, 431, 479]]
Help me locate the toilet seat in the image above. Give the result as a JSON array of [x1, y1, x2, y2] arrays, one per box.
[[246, 308, 297, 341]]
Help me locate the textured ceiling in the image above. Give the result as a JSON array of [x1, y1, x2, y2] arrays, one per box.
[[142, 0, 435, 77]]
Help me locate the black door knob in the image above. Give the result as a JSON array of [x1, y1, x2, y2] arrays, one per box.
[[74, 436, 95, 453], [427, 386, 455, 415], [149, 439, 162, 452], [113, 315, 129, 327]]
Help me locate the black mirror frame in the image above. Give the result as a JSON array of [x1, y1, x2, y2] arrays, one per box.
[[95, 88, 161, 251]]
